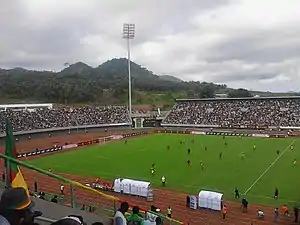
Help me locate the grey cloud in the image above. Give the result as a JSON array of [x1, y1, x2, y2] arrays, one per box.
[[0, 0, 229, 69], [206, 27, 300, 63], [210, 72, 278, 83], [0, 0, 299, 92]]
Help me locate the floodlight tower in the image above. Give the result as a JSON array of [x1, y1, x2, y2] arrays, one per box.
[[122, 23, 135, 116]]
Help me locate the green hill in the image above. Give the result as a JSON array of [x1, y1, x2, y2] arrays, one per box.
[[0, 58, 298, 108]]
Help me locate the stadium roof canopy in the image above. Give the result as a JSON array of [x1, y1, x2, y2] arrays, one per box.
[[176, 96, 300, 102]]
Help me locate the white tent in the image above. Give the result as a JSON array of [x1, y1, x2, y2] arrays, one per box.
[[198, 190, 223, 211], [122, 179, 132, 194], [113, 178, 152, 198], [113, 179, 122, 193]]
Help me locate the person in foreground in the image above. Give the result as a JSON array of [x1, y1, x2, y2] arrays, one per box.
[[114, 202, 129, 225], [51, 215, 86, 225], [0, 187, 42, 225], [126, 206, 143, 225]]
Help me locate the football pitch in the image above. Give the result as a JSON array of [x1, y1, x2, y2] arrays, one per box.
[[29, 134, 300, 206]]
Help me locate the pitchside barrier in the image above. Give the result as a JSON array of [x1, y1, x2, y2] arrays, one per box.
[[0, 154, 184, 225]]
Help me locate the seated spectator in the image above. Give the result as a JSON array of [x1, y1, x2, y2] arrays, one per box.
[[114, 202, 129, 225], [126, 206, 143, 225], [51, 195, 58, 203], [0, 187, 41, 225], [150, 205, 160, 213], [282, 204, 290, 216], [38, 192, 46, 200], [143, 217, 162, 225], [258, 209, 264, 218], [89, 206, 96, 213]]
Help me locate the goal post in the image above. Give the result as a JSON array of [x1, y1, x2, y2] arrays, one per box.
[[97, 135, 116, 145], [98, 137, 106, 145]]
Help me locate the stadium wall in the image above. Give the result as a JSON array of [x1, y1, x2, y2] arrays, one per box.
[[0, 123, 293, 146]]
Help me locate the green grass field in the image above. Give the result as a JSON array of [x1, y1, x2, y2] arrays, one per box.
[[29, 134, 300, 206]]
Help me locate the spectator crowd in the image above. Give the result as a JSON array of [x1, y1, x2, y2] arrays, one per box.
[[0, 186, 163, 225], [0, 106, 130, 133], [163, 98, 300, 127]]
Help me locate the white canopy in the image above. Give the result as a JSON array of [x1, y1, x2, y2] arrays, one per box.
[[198, 190, 223, 211], [113, 178, 151, 197]]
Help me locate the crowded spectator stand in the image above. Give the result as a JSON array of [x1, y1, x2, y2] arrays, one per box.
[[0, 105, 131, 134], [162, 96, 300, 129]]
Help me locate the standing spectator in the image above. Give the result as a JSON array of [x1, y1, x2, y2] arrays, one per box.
[[60, 184, 65, 195], [161, 176, 166, 186], [186, 195, 190, 207], [34, 180, 38, 193], [167, 206, 172, 218], [274, 187, 279, 200], [222, 205, 227, 219], [281, 204, 290, 216], [241, 198, 248, 212], [1, 173, 5, 183], [114, 201, 129, 225], [274, 207, 279, 222], [294, 205, 299, 222]]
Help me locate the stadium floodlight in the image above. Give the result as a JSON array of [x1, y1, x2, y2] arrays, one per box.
[[122, 23, 135, 116]]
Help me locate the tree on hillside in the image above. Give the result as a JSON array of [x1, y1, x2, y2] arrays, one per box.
[[228, 88, 253, 98], [0, 58, 228, 104]]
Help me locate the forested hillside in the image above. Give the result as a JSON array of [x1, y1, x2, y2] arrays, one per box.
[[0, 58, 297, 109]]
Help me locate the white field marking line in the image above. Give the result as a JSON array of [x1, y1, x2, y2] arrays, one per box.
[[242, 139, 296, 195], [245, 193, 299, 203], [95, 156, 109, 159]]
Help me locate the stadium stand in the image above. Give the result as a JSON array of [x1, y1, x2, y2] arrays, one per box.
[[162, 97, 300, 128], [0, 106, 131, 133]]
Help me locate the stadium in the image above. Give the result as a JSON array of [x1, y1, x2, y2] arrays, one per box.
[[1, 97, 300, 225]]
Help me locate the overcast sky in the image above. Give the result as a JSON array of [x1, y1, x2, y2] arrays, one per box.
[[1, 0, 300, 92]]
